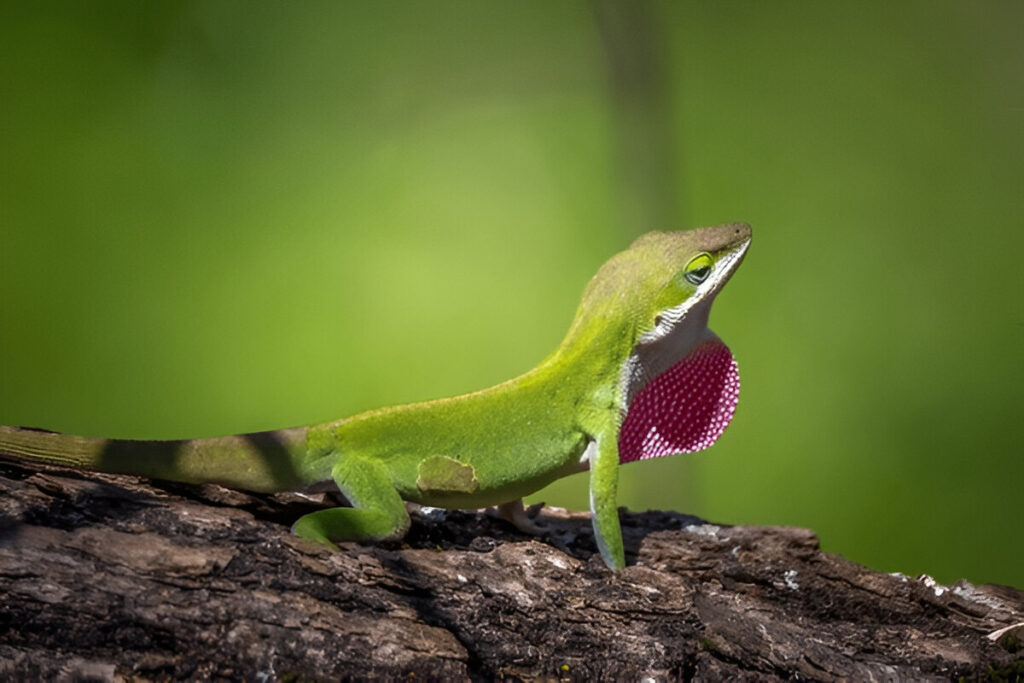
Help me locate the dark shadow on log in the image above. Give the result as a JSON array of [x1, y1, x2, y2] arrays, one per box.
[[0, 459, 1021, 680]]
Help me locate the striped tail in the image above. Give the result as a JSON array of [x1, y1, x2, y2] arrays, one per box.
[[0, 425, 312, 493]]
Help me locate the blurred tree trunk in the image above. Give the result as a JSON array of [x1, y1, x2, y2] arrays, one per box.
[[591, 0, 682, 237], [1, 461, 1021, 680]]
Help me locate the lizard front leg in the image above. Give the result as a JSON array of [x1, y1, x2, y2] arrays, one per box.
[[589, 431, 625, 570], [494, 499, 548, 535]]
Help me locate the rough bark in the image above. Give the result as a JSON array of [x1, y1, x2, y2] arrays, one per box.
[[0, 460, 1021, 681]]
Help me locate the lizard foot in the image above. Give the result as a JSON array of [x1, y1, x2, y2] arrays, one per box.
[[492, 499, 548, 535]]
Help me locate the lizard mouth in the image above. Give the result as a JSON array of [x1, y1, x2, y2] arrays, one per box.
[[617, 340, 739, 463]]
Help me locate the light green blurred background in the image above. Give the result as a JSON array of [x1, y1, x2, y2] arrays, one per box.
[[1, 2, 1020, 587]]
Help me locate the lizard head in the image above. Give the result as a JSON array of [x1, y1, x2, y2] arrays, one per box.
[[627, 222, 751, 346], [578, 222, 752, 462]]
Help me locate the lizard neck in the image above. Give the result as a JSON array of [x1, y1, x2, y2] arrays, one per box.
[[530, 307, 636, 420]]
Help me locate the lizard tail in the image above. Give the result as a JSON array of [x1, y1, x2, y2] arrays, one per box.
[[0, 424, 311, 493]]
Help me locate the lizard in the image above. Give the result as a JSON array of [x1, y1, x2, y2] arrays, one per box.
[[0, 222, 751, 570]]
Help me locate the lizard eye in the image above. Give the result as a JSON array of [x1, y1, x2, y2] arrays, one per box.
[[683, 253, 713, 285]]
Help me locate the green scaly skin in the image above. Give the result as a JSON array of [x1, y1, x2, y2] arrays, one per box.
[[0, 223, 751, 570]]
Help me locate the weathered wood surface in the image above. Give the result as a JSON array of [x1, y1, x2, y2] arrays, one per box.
[[0, 460, 1021, 681]]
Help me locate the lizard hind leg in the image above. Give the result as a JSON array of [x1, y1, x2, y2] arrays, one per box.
[[291, 456, 410, 548]]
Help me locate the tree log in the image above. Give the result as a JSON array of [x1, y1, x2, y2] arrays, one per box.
[[0, 460, 1021, 680]]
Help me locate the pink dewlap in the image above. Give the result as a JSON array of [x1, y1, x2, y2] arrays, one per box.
[[618, 341, 740, 463]]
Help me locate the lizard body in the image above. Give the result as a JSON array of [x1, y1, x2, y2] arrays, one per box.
[[0, 223, 751, 569]]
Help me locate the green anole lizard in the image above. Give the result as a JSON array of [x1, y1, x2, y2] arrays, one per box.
[[0, 223, 751, 570]]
